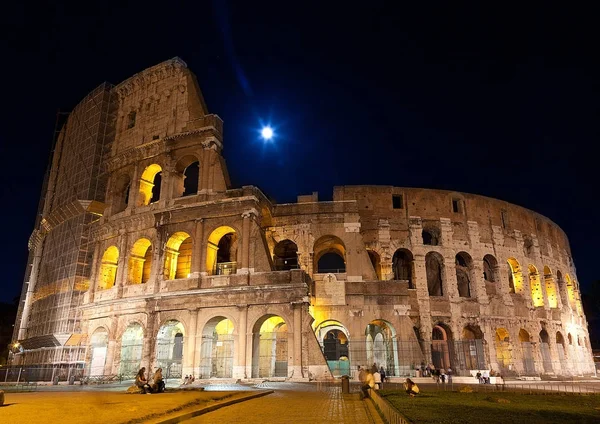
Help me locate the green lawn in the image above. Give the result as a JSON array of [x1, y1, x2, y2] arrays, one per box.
[[379, 390, 600, 424]]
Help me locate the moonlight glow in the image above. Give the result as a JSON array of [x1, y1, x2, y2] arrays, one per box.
[[261, 126, 274, 140]]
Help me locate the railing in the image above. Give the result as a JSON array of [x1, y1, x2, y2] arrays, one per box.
[[215, 262, 237, 275], [369, 388, 411, 424]]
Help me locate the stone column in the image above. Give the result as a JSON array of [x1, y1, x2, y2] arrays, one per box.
[[115, 232, 128, 298], [292, 302, 303, 379], [85, 245, 101, 305], [239, 210, 256, 274], [412, 253, 433, 340], [190, 219, 204, 278], [199, 147, 210, 193], [183, 309, 198, 378], [143, 312, 158, 372], [234, 305, 248, 379]]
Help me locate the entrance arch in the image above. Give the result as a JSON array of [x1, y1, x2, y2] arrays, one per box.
[[495, 328, 512, 374], [199, 317, 234, 378], [539, 329, 553, 373], [156, 320, 185, 378], [365, 320, 399, 376], [119, 323, 144, 377], [314, 320, 350, 377], [252, 315, 288, 378], [431, 324, 452, 370], [519, 329, 535, 374], [207, 226, 238, 275], [556, 332, 567, 372], [89, 328, 109, 376], [458, 325, 486, 371]]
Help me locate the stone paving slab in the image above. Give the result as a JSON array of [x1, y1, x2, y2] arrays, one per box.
[[186, 386, 384, 424], [0, 389, 247, 424]]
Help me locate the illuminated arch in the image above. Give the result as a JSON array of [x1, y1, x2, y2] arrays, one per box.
[[432, 323, 452, 370], [314, 320, 351, 377], [128, 238, 152, 284], [206, 226, 238, 275], [495, 328, 512, 373], [528, 264, 544, 307], [89, 327, 109, 376], [163, 232, 192, 280], [173, 155, 200, 197], [251, 315, 288, 378], [519, 328, 535, 374], [313, 235, 346, 273], [119, 323, 144, 377], [138, 164, 162, 206], [564, 274, 577, 311], [98, 246, 119, 289], [156, 320, 185, 378], [199, 316, 235, 378], [507, 257, 522, 294], [365, 319, 399, 376]]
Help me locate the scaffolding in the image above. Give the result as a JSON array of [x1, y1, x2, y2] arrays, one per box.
[[11, 82, 116, 369]]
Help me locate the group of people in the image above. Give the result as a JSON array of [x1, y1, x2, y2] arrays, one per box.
[[475, 370, 496, 384], [182, 375, 195, 385], [135, 367, 165, 394], [418, 362, 452, 383], [357, 364, 388, 399]]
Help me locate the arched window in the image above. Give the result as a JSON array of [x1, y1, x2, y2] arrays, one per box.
[[173, 155, 200, 197], [313, 235, 346, 274], [483, 254, 498, 282], [98, 246, 119, 289], [128, 238, 152, 284], [273, 239, 299, 271], [207, 226, 238, 275], [138, 164, 162, 206], [163, 232, 192, 280], [455, 252, 472, 298], [507, 258, 522, 294], [392, 249, 413, 287], [565, 274, 577, 310], [367, 250, 382, 280], [426, 252, 444, 296]]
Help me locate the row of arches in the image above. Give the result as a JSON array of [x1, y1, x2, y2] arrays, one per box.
[[98, 226, 238, 289], [89, 314, 289, 379], [112, 157, 201, 214]]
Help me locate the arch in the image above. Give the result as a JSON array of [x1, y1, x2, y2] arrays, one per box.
[[273, 239, 299, 271], [455, 252, 472, 298], [156, 320, 185, 378], [251, 315, 288, 378], [98, 246, 119, 289], [365, 319, 399, 376], [431, 324, 452, 370], [128, 238, 152, 284], [539, 328, 553, 373], [507, 258, 523, 294], [313, 235, 346, 273], [138, 164, 162, 205], [555, 331, 567, 367], [164, 232, 192, 280], [314, 320, 351, 377], [568, 333, 573, 345], [460, 325, 486, 370], [483, 254, 498, 283], [425, 252, 444, 296], [543, 266, 559, 308], [199, 316, 235, 378], [529, 264, 544, 307], [174, 155, 200, 197], [89, 328, 109, 376], [519, 328, 535, 374], [392, 249, 414, 288], [367, 250, 382, 280], [422, 229, 439, 246], [112, 173, 131, 214], [207, 226, 238, 275], [495, 328, 512, 373], [119, 323, 144, 377]]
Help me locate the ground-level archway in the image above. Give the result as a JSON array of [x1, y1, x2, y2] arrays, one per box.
[[199, 317, 235, 378], [431, 324, 453, 371], [456, 325, 486, 371], [252, 315, 288, 378], [495, 328, 513, 375], [364, 320, 399, 376], [314, 320, 350, 377], [89, 328, 109, 376], [156, 320, 185, 378], [119, 323, 144, 377], [519, 329, 535, 375], [539, 329, 553, 374]]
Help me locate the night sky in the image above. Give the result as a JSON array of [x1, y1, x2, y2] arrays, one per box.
[[1, 2, 598, 307]]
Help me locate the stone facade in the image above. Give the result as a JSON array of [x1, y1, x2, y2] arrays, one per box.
[[12, 58, 594, 380]]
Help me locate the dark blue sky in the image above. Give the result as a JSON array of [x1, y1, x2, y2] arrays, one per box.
[[0, 1, 598, 304]]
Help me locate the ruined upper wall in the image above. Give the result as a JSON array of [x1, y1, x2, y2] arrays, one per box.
[[333, 185, 571, 256], [111, 57, 209, 155]]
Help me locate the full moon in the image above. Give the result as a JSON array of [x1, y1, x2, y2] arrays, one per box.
[[261, 126, 274, 140]]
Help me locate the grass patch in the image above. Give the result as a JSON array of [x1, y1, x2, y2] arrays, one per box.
[[380, 390, 600, 424]]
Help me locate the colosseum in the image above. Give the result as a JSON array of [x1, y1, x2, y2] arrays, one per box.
[[11, 57, 595, 383]]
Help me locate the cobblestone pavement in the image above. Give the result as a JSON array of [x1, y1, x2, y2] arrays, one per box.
[[187, 383, 382, 423]]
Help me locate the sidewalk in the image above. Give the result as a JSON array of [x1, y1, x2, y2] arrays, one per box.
[[186, 383, 384, 424]]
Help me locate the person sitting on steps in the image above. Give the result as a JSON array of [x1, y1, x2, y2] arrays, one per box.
[[135, 367, 152, 394]]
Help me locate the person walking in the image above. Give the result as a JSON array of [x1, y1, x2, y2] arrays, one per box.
[[379, 366, 387, 388]]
